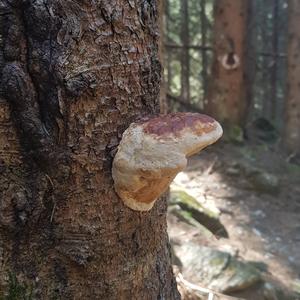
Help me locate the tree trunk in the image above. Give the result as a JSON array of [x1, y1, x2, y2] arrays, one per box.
[[180, 0, 190, 103], [166, 0, 172, 98], [158, 0, 167, 114], [206, 0, 249, 128], [244, 0, 255, 126], [0, 1, 180, 299], [271, 0, 279, 122], [284, 0, 300, 153], [200, 0, 208, 99]]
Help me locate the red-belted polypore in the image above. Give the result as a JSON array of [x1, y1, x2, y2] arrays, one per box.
[[112, 112, 223, 211]]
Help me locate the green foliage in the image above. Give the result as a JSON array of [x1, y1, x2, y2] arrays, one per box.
[[225, 125, 244, 144], [0, 272, 33, 300], [168, 54, 181, 96], [242, 0, 288, 127], [165, 0, 289, 132], [292, 279, 300, 295], [166, 0, 214, 106]]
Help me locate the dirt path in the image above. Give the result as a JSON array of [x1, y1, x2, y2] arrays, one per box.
[[168, 142, 300, 295]]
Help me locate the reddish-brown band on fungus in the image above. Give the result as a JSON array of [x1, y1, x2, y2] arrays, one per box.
[[141, 112, 216, 137], [112, 112, 223, 211]]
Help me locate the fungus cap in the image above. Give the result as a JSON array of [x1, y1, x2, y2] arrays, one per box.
[[112, 112, 223, 211]]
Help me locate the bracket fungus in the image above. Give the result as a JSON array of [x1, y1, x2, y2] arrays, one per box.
[[112, 113, 223, 211]]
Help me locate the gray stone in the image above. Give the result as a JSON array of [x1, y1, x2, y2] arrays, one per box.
[[263, 282, 298, 300], [173, 243, 262, 293], [247, 170, 280, 194]]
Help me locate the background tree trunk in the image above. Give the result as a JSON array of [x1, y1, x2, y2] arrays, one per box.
[[0, 1, 180, 299], [159, 0, 168, 114], [180, 0, 190, 103], [206, 0, 249, 128], [270, 0, 279, 122], [200, 0, 208, 99], [284, 0, 300, 153]]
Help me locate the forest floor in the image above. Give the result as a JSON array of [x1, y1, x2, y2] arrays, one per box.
[[167, 140, 300, 298]]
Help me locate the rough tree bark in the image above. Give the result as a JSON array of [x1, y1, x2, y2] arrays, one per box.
[[284, 0, 300, 153], [180, 0, 190, 103], [205, 0, 249, 128], [0, 1, 180, 299]]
